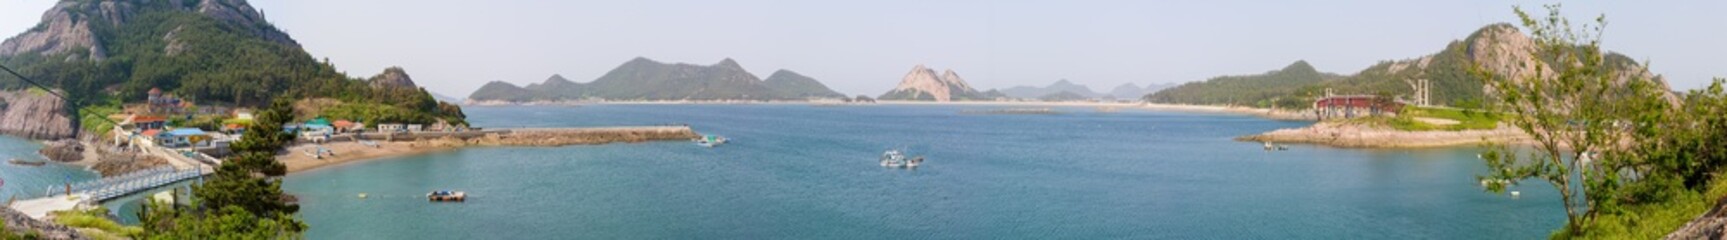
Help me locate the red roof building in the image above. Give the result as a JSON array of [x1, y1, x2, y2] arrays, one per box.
[[1313, 95, 1401, 120]]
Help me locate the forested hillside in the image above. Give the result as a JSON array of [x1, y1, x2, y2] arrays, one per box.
[[1143, 61, 1337, 107], [0, 0, 464, 126]]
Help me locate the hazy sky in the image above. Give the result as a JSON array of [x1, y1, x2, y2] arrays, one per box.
[[1, 1, 1722, 97]]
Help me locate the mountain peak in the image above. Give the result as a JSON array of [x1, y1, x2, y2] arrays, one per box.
[[881, 65, 985, 101], [716, 58, 743, 69], [544, 74, 573, 84], [368, 66, 417, 88], [1281, 60, 1317, 74], [763, 69, 845, 98], [1052, 79, 1077, 86]]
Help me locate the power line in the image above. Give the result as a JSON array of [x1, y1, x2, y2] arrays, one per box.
[[0, 63, 125, 130]]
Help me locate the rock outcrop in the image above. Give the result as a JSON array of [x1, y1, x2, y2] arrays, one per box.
[[368, 66, 418, 89], [1, 207, 86, 240], [0, 0, 296, 61], [38, 139, 83, 162], [90, 149, 168, 177], [0, 91, 75, 140], [879, 65, 993, 101]]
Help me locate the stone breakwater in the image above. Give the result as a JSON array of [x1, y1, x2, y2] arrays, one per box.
[[1237, 121, 1529, 148], [282, 126, 700, 173]]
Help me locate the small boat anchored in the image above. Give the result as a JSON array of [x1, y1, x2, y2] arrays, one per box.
[[695, 135, 729, 148], [1262, 142, 1288, 151], [427, 190, 466, 202], [879, 149, 924, 169]]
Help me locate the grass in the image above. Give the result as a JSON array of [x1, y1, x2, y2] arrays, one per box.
[[49, 207, 143, 240], [1556, 175, 1727, 239], [1381, 107, 1502, 131], [79, 104, 122, 137]]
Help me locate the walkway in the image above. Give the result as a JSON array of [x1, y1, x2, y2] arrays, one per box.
[[8, 166, 204, 218]]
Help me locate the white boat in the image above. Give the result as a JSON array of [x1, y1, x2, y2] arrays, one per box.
[[695, 135, 728, 148], [880, 149, 923, 169]]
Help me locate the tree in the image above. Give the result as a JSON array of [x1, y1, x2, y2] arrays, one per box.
[[1471, 4, 1672, 236], [145, 97, 305, 237]]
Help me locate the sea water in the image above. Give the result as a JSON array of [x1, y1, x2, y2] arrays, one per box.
[[269, 104, 1562, 238]]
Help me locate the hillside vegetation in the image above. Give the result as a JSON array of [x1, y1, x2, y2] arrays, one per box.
[[1143, 61, 1337, 108], [0, 0, 463, 124], [1145, 23, 1658, 111]]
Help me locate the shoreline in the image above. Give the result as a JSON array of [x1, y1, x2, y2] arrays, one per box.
[[1237, 121, 1532, 148], [464, 100, 1319, 120], [279, 126, 699, 175]]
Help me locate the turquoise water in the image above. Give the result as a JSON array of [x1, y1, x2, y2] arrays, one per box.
[[268, 104, 1564, 239], [0, 137, 100, 202], [0, 136, 158, 224]]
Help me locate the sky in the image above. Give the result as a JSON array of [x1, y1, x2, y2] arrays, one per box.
[[0, 0, 1722, 97]]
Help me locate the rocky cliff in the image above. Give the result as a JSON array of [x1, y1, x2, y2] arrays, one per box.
[[0, 0, 296, 61], [368, 66, 418, 89], [1, 206, 86, 240], [879, 65, 994, 101], [0, 91, 75, 139]]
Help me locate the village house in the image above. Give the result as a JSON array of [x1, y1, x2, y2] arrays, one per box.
[[377, 123, 406, 133], [123, 114, 169, 130]]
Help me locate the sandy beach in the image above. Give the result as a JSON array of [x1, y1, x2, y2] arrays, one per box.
[[280, 140, 457, 173]]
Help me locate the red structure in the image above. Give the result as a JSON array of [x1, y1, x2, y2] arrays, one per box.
[[1313, 95, 1402, 120]]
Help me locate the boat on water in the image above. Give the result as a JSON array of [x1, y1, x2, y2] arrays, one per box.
[[1262, 142, 1288, 151], [7, 158, 45, 166], [879, 150, 924, 169], [427, 190, 466, 202], [695, 135, 728, 147]]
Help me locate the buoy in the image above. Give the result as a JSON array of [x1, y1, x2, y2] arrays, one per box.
[[358, 193, 368, 199], [1510, 191, 1520, 199]]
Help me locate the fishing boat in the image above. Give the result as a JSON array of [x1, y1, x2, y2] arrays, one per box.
[[1262, 142, 1288, 151], [8, 158, 44, 166], [695, 135, 728, 148], [880, 149, 924, 169], [427, 190, 466, 202]]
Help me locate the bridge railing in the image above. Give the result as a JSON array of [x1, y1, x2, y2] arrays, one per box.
[[43, 167, 205, 202]]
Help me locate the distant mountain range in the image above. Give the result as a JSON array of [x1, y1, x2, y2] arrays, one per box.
[[468, 57, 845, 103], [879, 65, 1003, 101], [1000, 79, 1101, 99], [995, 80, 1177, 99], [1110, 82, 1177, 99]]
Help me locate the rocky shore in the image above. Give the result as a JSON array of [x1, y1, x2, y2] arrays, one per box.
[[1237, 121, 1529, 148], [1, 207, 86, 240]]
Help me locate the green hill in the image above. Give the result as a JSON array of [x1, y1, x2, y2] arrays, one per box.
[[1144, 60, 1337, 107], [762, 69, 845, 98], [0, 0, 464, 125], [1145, 23, 1663, 109]]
